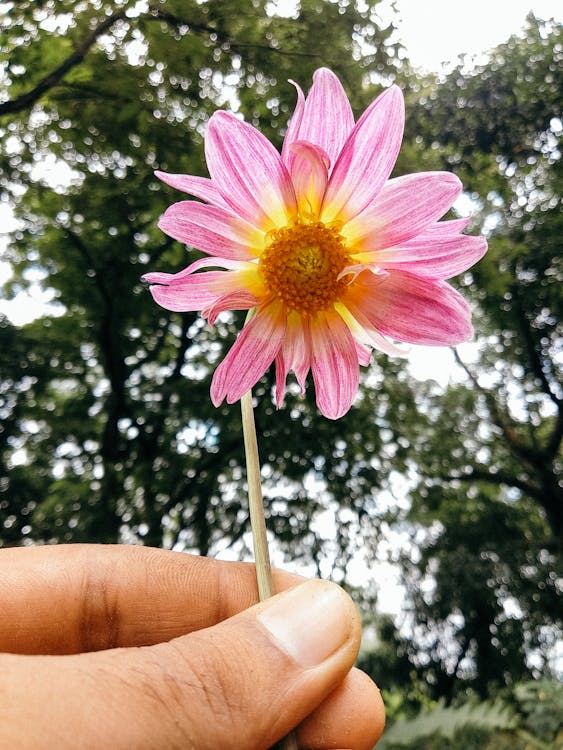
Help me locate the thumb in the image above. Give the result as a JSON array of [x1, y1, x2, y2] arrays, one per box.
[[150, 578, 363, 749]]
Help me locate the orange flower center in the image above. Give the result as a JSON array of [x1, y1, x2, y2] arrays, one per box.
[[260, 222, 351, 315]]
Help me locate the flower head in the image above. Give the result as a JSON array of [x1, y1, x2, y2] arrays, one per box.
[[144, 68, 487, 419]]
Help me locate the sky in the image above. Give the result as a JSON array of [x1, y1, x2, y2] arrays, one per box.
[[381, 0, 562, 73], [374, 0, 563, 383]]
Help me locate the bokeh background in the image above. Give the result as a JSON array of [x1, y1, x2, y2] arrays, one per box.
[[1, 1, 561, 747]]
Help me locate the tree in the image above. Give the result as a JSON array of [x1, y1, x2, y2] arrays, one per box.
[[0, 0, 406, 558], [372, 15, 562, 702]]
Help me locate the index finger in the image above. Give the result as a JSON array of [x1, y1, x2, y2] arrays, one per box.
[[0, 544, 303, 654]]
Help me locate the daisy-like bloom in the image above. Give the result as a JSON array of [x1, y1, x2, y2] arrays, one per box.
[[144, 68, 487, 419]]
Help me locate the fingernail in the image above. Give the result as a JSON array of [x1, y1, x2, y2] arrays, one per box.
[[257, 580, 355, 668]]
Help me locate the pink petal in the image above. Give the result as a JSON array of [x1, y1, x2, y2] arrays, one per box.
[[144, 256, 251, 281], [180, 257, 253, 273], [336, 298, 410, 357], [348, 270, 473, 346], [143, 259, 256, 313], [355, 341, 372, 366], [281, 80, 306, 166], [289, 141, 330, 220], [205, 111, 297, 229], [343, 172, 462, 249], [155, 170, 229, 208], [275, 311, 311, 407], [321, 85, 405, 224], [423, 217, 472, 236], [338, 262, 371, 283], [158, 201, 263, 260], [310, 310, 360, 419], [145, 271, 228, 312], [359, 233, 488, 279], [203, 289, 260, 325], [284, 68, 354, 171], [211, 300, 287, 406], [142, 271, 179, 285]]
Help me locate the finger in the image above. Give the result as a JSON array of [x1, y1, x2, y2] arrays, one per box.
[[297, 667, 385, 750], [1, 580, 368, 750], [0, 544, 302, 654]]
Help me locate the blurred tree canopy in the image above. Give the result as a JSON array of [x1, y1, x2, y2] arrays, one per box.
[[0, 0, 403, 556], [0, 0, 561, 722], [366, 14, 562, 705]]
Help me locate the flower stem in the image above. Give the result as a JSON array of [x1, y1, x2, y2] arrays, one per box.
[[240, 388, 274, 600], [240, 389, 299, 750]]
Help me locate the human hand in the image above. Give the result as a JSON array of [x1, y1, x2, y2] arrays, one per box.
[[0, 544, 384, 749]]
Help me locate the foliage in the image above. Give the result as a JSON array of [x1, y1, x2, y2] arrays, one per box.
[[0, 0, 560, 710], [405, 13, 562, 546], [0, 0, 407, 560], [377, 697, 515, 749], [364, 14, 562, 701], [376, 679, 563, 750]]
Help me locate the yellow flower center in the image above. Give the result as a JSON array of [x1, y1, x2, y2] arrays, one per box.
[[260, 222, 351, 315]]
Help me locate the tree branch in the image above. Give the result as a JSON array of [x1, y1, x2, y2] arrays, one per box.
[[0, 3, 326, 120], [512, 280, 563, 409], [547, 410, 563, 458], [453, 349, 549, 466], [0, 11, 128, 117], [511, 284, 563, 459], [144, 5, 323, 59], [512, 281, 562, 410], [440, 467, 542, 501], [63, 228, 110, 303]]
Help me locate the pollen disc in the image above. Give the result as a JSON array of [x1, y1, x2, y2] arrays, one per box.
[[260, 222, 350, 315]]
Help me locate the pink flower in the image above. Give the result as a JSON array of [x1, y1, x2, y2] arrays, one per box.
[[144, 68, 487, 419]]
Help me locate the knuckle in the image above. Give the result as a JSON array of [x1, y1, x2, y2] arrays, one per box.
[[76, 567, 121, 652]]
